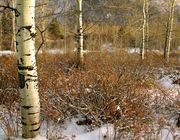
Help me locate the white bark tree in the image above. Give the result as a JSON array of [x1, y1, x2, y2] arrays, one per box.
[[164, 0, 176, 62], [16, 0, 40, 138], [141, 0, 149, 60], [76, 0, 84, 66], [12, 0, 16, 51], [64, 0, 67, 53]]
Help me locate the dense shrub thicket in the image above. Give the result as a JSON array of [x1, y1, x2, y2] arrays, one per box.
[[0, 51, 179, 138]]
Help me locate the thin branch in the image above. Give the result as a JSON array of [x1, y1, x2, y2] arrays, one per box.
[[0, 5, 20, 17], [35, 25, 49, 57]]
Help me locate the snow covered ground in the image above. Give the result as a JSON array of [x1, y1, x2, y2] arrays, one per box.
[[0, 50, 14, 57], [127, 48, 140, 54], [0, 118, 114, 140], [0, 119, 179, 140]]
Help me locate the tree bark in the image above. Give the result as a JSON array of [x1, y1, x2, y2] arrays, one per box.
[[1, 9, 13, 50], [164, 0, 176, 62], [141, 0, 149, 60], [12, 0, 16, 51], [0, 14, 2, 50], [64, 0, 67, 53], [76, 0, 84, 66], [16, 0, 40, 138]]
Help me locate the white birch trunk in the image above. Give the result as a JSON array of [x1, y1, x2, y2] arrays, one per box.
[[76, 0, 84, 65], [12, 0, 16, 51], [145, 0, 149, 49], [141, 0, 149, 60], [16, 0, 40, 138], [164, 0, 176, 62], [64, 0, 67, 53], [0, 16, 2, 50]]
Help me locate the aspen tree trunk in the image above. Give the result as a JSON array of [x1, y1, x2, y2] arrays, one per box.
[[76, 0, 84, 65], [16, 0, 40, 138], [64, 0, 67, 53], [2, 9, 12, 50], [141, 0, 149, 60], [164, 0, 175, 62], [0, 17, 2, 50], [12, 0, 16, 51], [145, 0, 149, 50]]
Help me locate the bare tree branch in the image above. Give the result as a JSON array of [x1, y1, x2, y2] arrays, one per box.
[[0, 5, 20, 17], [35, 25, 49, 57]]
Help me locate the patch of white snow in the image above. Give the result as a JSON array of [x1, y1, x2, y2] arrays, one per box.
[[158, 76, 173, 89], [0, 50, 14, 57], [76, 124, 114, 140]]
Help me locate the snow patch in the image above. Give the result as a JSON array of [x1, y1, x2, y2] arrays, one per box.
[[158, 76, 173, 89], [61, 118, 89, 136], [0, 50, 14, 57], [127, 48, 140, 54], [160, 128, 173, 140], [13, 136, 47, 140], [0, 128, 5, 140], [42, 48, 65, 54], [76, 124, 114, 140]]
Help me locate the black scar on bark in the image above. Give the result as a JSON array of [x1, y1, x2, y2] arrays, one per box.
[[22, 106, 33, 109], [27, 74, 37, 77], [22, 117, 25, 120], [17, 26, 32, 35], [29, 126, 40, 132], [30, 33, 36, 38], [25, 78, 38, 83], [31, 122, 40, 126], [26, 83, 29, 89], [24, 54, 31, 56], [177, 115, 180, 127], [18, 73, 25, 89], [15, 13, 20, 17], [22, 121, 27, 125], [20, 58, 24, 64], [18, 66, 34, 71], [28, 112, 39, 115], [77, 29, 81, 34], [24, 25, 32, 31]]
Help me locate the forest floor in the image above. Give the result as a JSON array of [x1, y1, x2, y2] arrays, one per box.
[[0, 49, 179, 140]]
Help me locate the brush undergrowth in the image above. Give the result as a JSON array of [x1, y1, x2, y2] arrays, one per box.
[[0, 50, 179, 139]]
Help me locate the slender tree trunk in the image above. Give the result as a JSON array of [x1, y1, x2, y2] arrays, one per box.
[[16, 0, 40, 138], [145, 0, 149, 49], [164, 0, 176, 62], [12, 0, 16, 51], [141, 0, 149, 60], [1, 9, 12, 50], [0, 16, 2, 50], [64, 0, 67, 53], [76, 0, 84, 66]]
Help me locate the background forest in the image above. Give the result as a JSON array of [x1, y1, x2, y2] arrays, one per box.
[[0, 0, 180, 52]]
